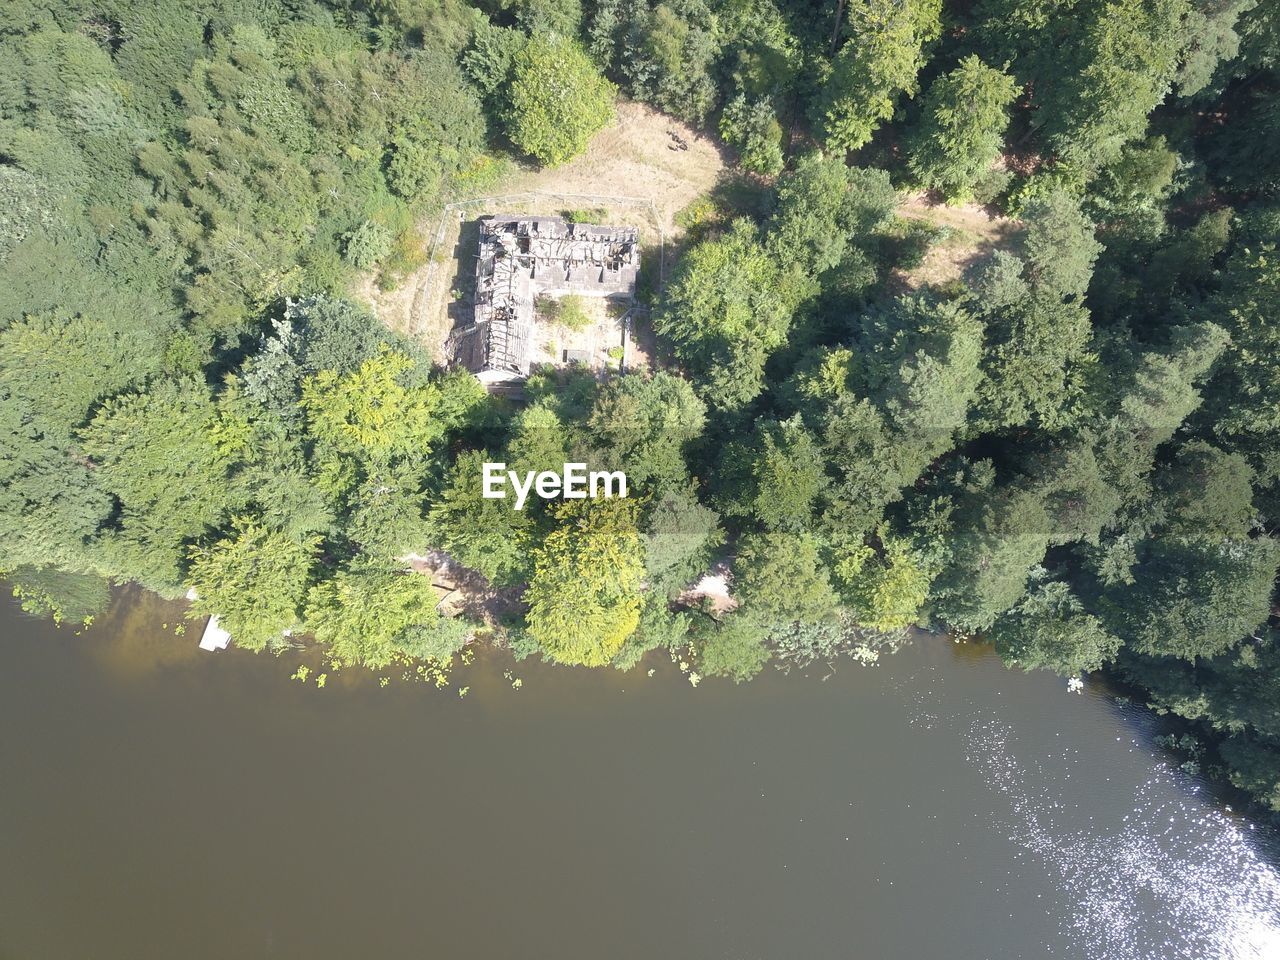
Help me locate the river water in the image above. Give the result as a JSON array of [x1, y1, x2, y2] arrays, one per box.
[[2, 588, 1279, 960]]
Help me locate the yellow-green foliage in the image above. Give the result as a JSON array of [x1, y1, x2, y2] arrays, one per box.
[[525, 498, 645, 666], [304, 560, 446, 669], [561, 295, 591, 331], [542, 294, 591, 331], [835, 530, 931, 631], [299, 350, 458, 499], [186, 516, 319, 652]]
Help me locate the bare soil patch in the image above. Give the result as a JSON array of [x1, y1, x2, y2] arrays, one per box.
[[503, 100, 729, 233], [403, 551, 526, 625]]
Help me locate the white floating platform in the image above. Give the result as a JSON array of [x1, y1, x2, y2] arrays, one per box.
[[198, 615, 231, 652]]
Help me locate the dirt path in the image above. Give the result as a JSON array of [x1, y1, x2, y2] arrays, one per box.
[[368, 101, 729, 360]]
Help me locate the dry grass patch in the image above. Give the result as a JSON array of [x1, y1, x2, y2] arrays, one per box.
[[895, 190, 1024, 290]]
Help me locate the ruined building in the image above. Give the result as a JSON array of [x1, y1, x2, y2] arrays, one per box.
[[451, 214, 640, 384]]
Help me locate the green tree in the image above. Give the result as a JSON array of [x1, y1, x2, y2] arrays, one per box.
[[587, 371, 706, 493], [834, 530, 932, 631], [743, 416, 825, 531], [346, 470, 433, 559], [814, 0, 943, 151], [1220, 734, 1280, 812], [719, 95, 784, 175], [305, 560, 461, 669], [0, 388, 112, 573], [930, 469, 1054, 634], [972, 191, 1101, 431], [767, 155, 898, 279], [343, 221, 393, 270], [1095, 322, 1229, 505], [734, 532, 839, 626], [1039, 0, 1190, 171], [1153, 441, 1255, 538], [991, 579, 1122, 675], [808, 297, 984, 542], [612, 595, 694, 671], [79, 379, 242, 589], [1198, 241, 1280, 450], [525, 499, 646, 666], [299, 350, 479, 502], [695, 612, 772, 682], [1119, 627, 1280, 810], [656, 220, 793, 409], [1020, 190, 1103, 300], [287, 296, 400, 378], [187, 517, 318, 653], [506, 35, 616, 166], [643, 489, 724, 597], [428, 450, 537, 586], [511, 0, 584, 36], [462, 19, 526, 100], [1175, 0, 1257, 97], [908, 56, 1018, 201], [620, 0, 723, 123], [0, 310, 167, 443], [1102, 536, 1279, 660]]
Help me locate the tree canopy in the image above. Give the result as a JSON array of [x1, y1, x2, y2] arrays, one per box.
[[506, 34, 616, 166]]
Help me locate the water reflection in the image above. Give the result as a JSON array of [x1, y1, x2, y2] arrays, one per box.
[[78, 586, 197, 677]]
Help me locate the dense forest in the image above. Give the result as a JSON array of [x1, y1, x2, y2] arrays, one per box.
[[2, 0, 1279, 809]]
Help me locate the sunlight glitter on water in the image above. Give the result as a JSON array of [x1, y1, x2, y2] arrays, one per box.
[[963, 716, 1280, 960]]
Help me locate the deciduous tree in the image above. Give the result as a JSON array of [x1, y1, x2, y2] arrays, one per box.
[[507, 34, 616, 166], [187, 517, 318, 653], [908, 56, 1018, 201], [813, 0, 942, 151], [525, 499, 646, 666]]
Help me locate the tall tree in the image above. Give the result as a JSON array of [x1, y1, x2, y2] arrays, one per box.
[[991, 579, 1122, 675], [428, 450, 538, 587], [656, 220, 794, 410], [813, 0, 943, 151], [971, 192, 1102, 431], [525, 499, 646, 666], [79, 378, 242, 589], [187, 517, 318, 653], [587, 371, 706, 494], [305, 560, 465, 669], [1101, 535, 1279, 660], [506, 34, 616, 166], [1038, 0, 1190, 172], [908, 56, 1019, 201]]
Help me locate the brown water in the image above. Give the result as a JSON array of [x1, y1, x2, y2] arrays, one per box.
[[2, 588, 1278, 960]]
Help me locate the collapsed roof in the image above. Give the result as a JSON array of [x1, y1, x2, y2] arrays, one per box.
[[451, 215, 640, 383]]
